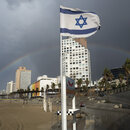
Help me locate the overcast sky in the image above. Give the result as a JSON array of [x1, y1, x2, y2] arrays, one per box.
[[0, 0, 130, 90]]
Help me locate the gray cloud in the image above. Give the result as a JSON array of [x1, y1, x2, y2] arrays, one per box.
[[6, 0, 34, 9], [0, 0, 129, 90]]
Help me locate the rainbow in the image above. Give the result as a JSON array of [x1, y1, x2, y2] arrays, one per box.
[[88, 42, 130, 55], [0, 45, 59, 73], [0, 43, 129, 73]]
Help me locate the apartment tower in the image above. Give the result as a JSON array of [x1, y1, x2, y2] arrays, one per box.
[[62, 38, 91, 85], [6, 81, 15, 94], [15, 67, 31, 90]]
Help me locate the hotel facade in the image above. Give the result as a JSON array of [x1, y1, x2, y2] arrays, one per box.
[[15, 67, 31, 90], [29, 75, 58, 97], [62, 38, 91, 86]]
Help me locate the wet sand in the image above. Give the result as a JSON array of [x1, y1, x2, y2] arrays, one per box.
[[0, 100, 55, 130]]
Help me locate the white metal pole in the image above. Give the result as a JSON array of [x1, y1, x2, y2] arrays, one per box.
[[73, 115, 76, 130], [43, 90, 47, 112], [49, 98, 52, 112], [72, 96, 76, 130], [60, 34, 67, 130], [62, 76, 67, 130], [72, 96, 76, 110]]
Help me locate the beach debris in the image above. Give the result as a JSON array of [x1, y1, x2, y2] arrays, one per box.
[[119, 104, 122, 108], [80, 103, 85, 107], [101, 100, 106, 103], [114, 104, 119, 109], [97, 101, 101, 103], [88, 97, 95, 101], [114, 104, 123, 109]]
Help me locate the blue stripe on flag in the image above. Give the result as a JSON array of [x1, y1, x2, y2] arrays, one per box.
[[60, 28, 97, 35], [60, 8, 85, 14], [60, 8, 96, 15]]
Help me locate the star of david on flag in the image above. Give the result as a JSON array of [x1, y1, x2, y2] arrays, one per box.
[[75, 15, 87, 28], [60, 6, 101, 38]]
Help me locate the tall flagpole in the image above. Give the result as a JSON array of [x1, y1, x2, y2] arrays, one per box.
[[60, 5, 100, 130], [60, 34, 67, 130]]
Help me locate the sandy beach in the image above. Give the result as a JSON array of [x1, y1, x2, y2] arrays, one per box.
[[0, 100, 55, 130], [1, 90, 130, 130]]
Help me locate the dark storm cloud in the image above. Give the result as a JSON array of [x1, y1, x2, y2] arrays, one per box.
[[62, 0, 130, 80], [6, 0, 34, 8], [0, 0, 59, 56], [63, 0, 130, 48], [0, 0, 130, 90], [0, 0, 60, 89]]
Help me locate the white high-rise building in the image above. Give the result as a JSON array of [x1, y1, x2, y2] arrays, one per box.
[[6, 81, 16, 94], [62, 38, 91, 86]]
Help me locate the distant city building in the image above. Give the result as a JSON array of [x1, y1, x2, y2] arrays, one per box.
[[97, 67, 127, 87], [110, 68, 125, 79], [37, 75, 58, 85], [29, 75, 58, 97], [15, 67, 31, 90], [6, 81, 15, 94], [0, 89, 6, 95], [62, 38, 91, 86]]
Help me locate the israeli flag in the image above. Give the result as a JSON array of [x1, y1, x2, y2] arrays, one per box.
[[60, 6, 101, 38]]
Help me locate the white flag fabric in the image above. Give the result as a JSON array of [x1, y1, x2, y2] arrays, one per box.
[[60, 6, 101, 38]]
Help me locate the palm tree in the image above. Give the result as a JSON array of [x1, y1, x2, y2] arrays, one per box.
[[123, 58, 130, 74], [51, 83, 55, 92], [123, 58, 130, 86], [17, 89, 24, 98], [102, 68, 114, 91], [46, 84, 49, 91], [103, 68, 114, 81], [27, 88, 30, 98], [32, 89, 35, 97], [41, 87, 44, 92], [36, 88, 39, 96], [98, 79, 105, 91], [85, 78, 89, 90], [118, 74, 124, 87], [41, 87, 44, 97], [76, 78, 82, 93], [82, 85, 87, 92]]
